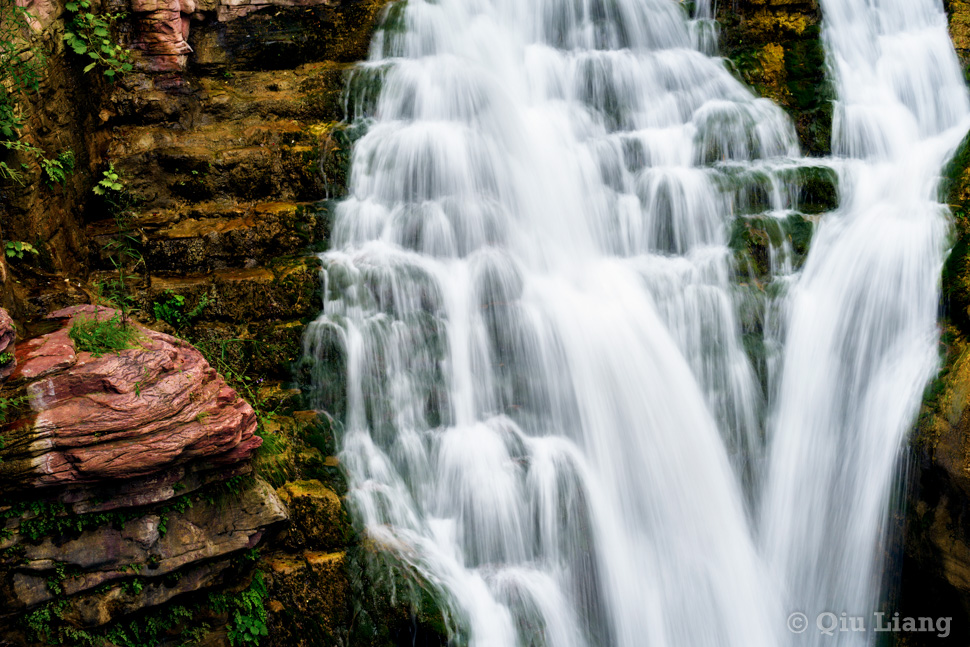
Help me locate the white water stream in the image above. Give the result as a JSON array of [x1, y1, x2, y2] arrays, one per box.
[[303, 0, 970, 644]]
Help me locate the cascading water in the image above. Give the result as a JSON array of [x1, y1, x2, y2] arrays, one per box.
[[761, 0, 970, 643], [302, 0, 970, 644]]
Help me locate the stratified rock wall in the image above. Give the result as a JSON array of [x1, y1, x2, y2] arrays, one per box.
[[0, 305, 286, 644], [0, 308, 15, 382]]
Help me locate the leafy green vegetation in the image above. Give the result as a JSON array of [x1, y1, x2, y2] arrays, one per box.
[[0, 394, 26, 425], [0, 3, 74, 185], [94, 164, 145, 323], [211, 571, 270, 646], [68, 310, 139, 357], [42, 149, 76, 186], [4, 239, 39, 259], [93, 163, 124, 195], [0, 351, 12, 365], [63, 0, 133, 79], [1, 3, 44, 180], [153, 290, 210, 330], [25, 597, 199, 647]]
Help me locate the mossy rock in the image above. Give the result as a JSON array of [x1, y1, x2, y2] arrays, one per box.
[[276, 479, 350, 552], [135, 202, 328, 273], [299, 62, 356, 123], [264, 550, 351, 646], [729, 212, 814, 279], [778, 164, 839, 215], [341, 544, 451, 647], [139, 257, 323, 323], [941, 131, 970, 338], [717, 1, 834, 156]]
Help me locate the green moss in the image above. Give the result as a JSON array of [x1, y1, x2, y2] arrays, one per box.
[[940, 132, 970, 337], [716, 6, 833, 156], [729, 212, 815, 280], [783, 26, 835, 157]]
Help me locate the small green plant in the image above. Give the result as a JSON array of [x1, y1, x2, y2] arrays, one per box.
[[41, 149, 75, 186], [153, 290, 209, 330], [93, 163, 124, 195], [121, 578, 144, 595], [63, 0, 133, 79], [210, 572, 269, 647], [46, 562, 69, 595], [0, 395, 26, 425], [4, 240, 39, 259], [94, 164, 145, 323], [68, 310, 139, 357], [0, 351, 12, 365]]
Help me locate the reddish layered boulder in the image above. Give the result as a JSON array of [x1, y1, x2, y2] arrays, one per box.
[[0, 305, 261, 489]]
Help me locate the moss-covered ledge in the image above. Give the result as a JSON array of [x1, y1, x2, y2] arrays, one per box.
[[717, 0, 834, 156]]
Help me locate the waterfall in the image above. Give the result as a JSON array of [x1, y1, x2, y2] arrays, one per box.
[[302, 0, 970, 644], [761, 0, 970, 643]]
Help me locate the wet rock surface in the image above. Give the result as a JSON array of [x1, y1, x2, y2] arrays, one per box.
[[717, 0, 834, 156]]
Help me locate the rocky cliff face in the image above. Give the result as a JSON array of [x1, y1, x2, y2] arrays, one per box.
[[0, 0, 389, 643], [0, 304, 287, 644]]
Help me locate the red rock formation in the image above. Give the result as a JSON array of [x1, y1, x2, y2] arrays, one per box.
[[15, 0, 58, 31], [0, 304, 261, 488], [130, 0, 348, 72], [131, 0, 196, 72]]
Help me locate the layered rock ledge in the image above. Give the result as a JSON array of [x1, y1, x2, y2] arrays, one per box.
[[0, 305, 287, 641]]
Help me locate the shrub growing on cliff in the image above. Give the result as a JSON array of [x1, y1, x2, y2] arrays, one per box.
[[63, 0, 133, 79], [68, 311, 139, 357]]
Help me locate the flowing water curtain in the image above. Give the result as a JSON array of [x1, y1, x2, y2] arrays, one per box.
[[299, 0, 872, 645], [760, 0, 970, 645]]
